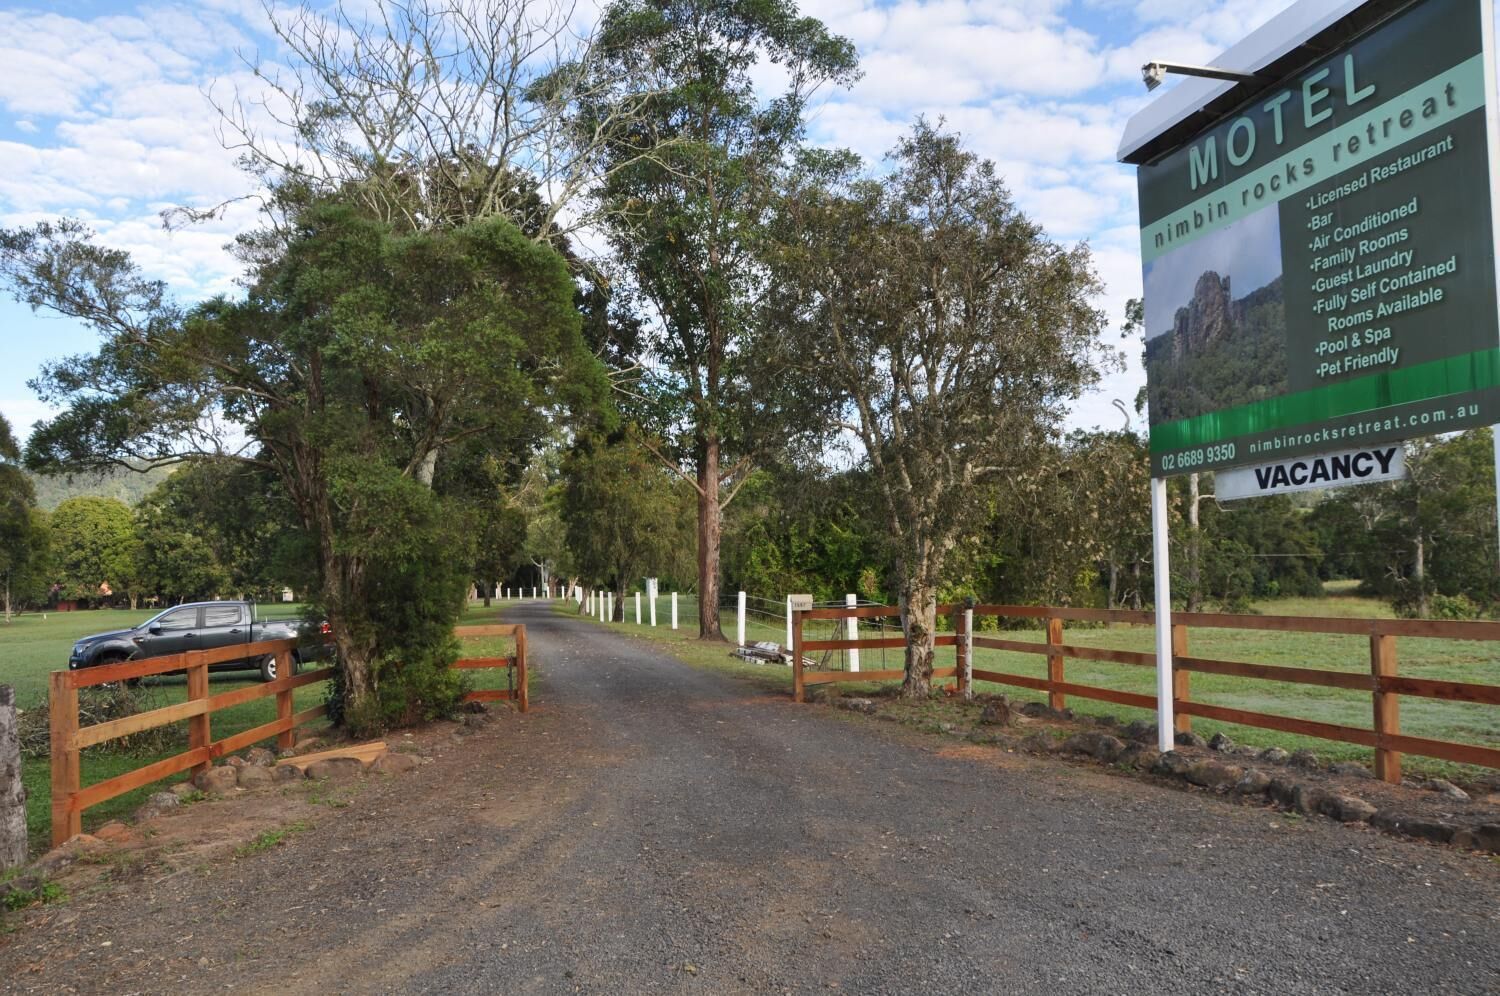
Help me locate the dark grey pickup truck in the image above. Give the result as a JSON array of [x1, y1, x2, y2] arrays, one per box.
[[67, 601, 325, 682]]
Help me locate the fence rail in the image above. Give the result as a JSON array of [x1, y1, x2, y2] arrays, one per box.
[[791, 602, 1500, 784], [454, 624, 529, 712], [50, 625, 527, 846]]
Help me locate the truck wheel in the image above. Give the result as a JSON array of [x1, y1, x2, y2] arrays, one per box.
[[258, 654, 300, 682]]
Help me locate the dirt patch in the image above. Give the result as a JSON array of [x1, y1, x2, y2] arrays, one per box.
[[0, 718, 477, 934]]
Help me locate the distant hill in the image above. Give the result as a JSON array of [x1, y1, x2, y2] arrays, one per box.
[[1145, 271, 1286, 423], [29, 464, 175, 510]]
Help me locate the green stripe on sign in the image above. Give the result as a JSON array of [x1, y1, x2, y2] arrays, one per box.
[[1149, 348, 1500, 452], [1140, 54, 1486, 264]]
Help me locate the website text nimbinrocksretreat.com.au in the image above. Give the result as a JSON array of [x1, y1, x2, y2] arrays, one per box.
[[1246, 401, 1481, 457]]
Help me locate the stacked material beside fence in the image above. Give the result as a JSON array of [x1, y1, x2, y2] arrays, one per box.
[[791, 603, 1500, 784]]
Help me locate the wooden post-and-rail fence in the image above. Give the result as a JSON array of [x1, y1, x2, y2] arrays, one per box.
[[790, 603, 1500, 785], [49, 624, 526, 847]]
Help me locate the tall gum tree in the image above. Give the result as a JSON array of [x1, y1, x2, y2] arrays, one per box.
[[765, 122, 1114, 696], [561, 0, 859, 638]]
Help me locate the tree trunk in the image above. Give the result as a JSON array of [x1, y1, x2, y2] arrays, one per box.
[[1131, 560, 1143, 610], [697, 435, 723, 640], [1, 685, 27, 870], [482, 581, 492, 608], [899, 579, 937, 698], [3, 575, 10, 624], [614, 582, 626, 622], [415, 447, 439, 487], [1414, 531, 1429, 616], [1107, 560, 1118, 610], [1186, 473, 1203, 613]]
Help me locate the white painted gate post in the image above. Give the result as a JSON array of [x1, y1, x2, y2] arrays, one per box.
[[846, 593, 859, 673], [672, 592, 679, 630], [737, 591, 747, 647], [650, 586, 657, 627], [635, 591, 642, 624], [963, 607, 974, 701], [1152, 477, 1176, 753], [785, 596, 793, 652], [606, 592, 613, 622]]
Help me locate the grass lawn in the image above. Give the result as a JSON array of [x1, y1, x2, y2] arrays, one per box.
[[2, 602, 528, 853], [569, 590, 1500, 782]]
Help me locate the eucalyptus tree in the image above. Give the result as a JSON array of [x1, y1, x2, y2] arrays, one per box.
[[765, 122, 1113, 697], [560, 0, 859, 638], [204, 0, 674, 246]]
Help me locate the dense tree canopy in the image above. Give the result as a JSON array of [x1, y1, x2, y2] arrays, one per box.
[[49, 497, 139, 605], [0, 414, 48, 621], [2, 202, 605, 731]]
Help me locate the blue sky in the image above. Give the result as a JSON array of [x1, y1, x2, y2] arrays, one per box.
[[0, 0, 1301, 440]]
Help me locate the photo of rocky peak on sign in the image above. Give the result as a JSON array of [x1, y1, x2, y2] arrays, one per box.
[[1142, 207, 1288, 424]]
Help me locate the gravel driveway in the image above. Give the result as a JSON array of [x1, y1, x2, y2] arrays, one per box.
[[3, 600, 1498, 994]]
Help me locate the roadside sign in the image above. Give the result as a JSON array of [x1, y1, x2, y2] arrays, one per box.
[[788, 594, 814, 611], [1215, 443, 1406, 499], [1120, 0, 1500, 477]]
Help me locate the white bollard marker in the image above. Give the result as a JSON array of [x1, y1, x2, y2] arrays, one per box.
[[607, 591, 614, 622], [962, 606, 975, 702], [847, 593, 859, 673], [786, 595, 793, 653], [650, 588, 657, 627], [635, 591, 642, 624], [738, 591, 747, 647], [672, 592, 678, 630]]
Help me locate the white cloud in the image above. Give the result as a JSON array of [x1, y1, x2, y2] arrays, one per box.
[[0, 0, 1308, 435]]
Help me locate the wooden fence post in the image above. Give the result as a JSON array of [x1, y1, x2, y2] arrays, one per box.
[[187, 659, 211, 777], [1, 685, 26, 869], [515, 627, 529, 714], [1171, 623, 1191, 734], [48, 670, 80, 847], [793, 610, 805, 703], [276, 650, 296, 750], [956, 607, 973, 699], [1371, 632, 1400, 783], [1046, 617, 1065, 711]]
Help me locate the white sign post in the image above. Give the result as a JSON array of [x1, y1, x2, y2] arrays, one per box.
[[672, 592, 679, 630], [635, 591, 642, 624], [1151, 478, 1175, 753], [737, 591, 747, 647], [785, 596, 793, 651]]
